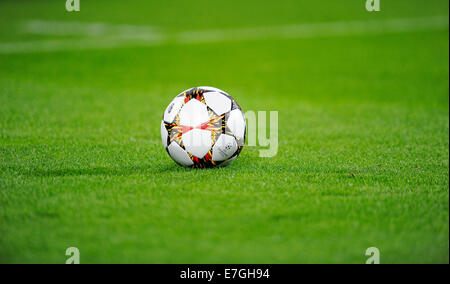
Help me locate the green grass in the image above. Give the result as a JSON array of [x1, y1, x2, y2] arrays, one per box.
[[0, 0, 448, 263]]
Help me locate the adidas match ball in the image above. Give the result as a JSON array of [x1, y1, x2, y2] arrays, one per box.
[[161, 87, 246, 168]]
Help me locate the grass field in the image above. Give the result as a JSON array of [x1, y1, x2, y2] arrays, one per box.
[[0, 0, 448, 264]]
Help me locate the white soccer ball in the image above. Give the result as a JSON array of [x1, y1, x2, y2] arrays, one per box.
[[161, 87, 246, 168]]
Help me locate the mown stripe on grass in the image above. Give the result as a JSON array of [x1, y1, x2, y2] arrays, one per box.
[[0, 16, 448, 54]]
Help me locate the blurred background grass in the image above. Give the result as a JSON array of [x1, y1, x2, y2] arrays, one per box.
[[0, 0, 448, 263]]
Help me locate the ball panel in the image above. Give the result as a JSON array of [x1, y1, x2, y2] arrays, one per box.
[[227, 109, 246, 140], [179, 99, 209, 127], [163, 96, 184, 124], [182, 129, 212, 158], [203, 92, 232, 116], [212, 134, 238, 162], [160, 120, 168, 148], [167, 142, 194, 167]]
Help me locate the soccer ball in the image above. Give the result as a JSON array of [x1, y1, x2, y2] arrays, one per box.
[[161, 87, 246, 168]]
